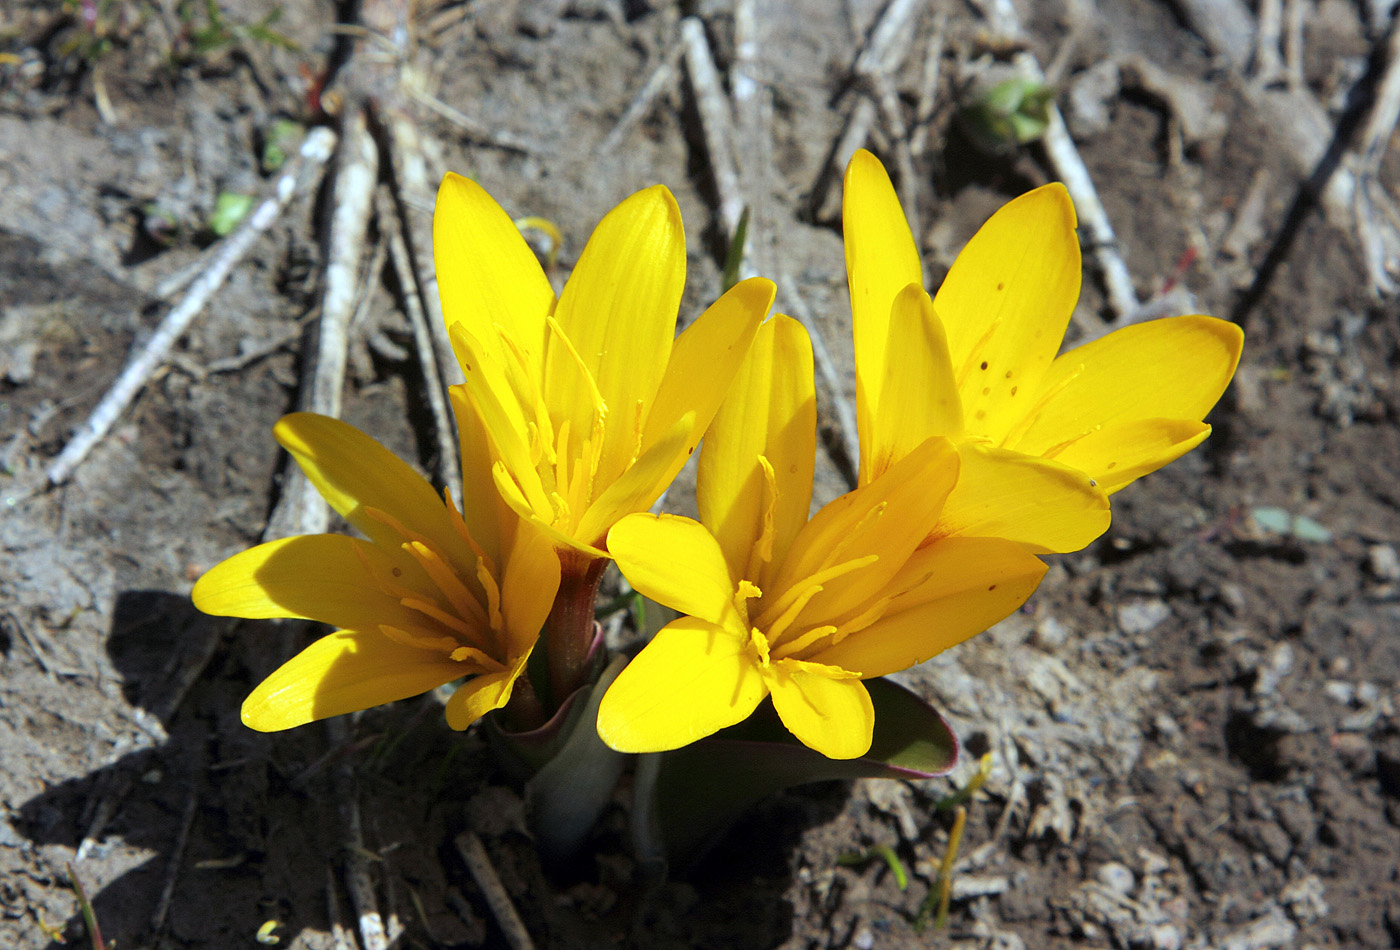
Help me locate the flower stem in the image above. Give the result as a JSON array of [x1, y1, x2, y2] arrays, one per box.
[[543, 551, 606, 709]]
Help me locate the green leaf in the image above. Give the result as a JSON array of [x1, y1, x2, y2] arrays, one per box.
[[721, 205, 751, 293], [208, 192, 253, 237], [634, 677, 958, 870], [522, 655, 630, 866]]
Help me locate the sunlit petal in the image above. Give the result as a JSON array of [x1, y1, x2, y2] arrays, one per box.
[[766, 660, 873, 759], [863, 283, 963, 483], [574, 411, 695, 549], [596, 616, 767, 753], [547, 185, 686, 489], [1052, 419, 1212, 494], [698, 314, 816, 588], [608, 513, 743, 630], [772, 436, 959, 626], [643, 275, 773, 467], [242, 629, 466, 732], [843, 149, 925, 470], [812, 538, 1047, 678], [934, 183, 1080, 440], [434, 173, 553, 376], [500, 522, 561, 655], [1009, 315, 1243, 456], [445, 653, 532, 730], [931, 443, 1110, 553], [274, 413, 474, 565], [194, 535, 429, 630]]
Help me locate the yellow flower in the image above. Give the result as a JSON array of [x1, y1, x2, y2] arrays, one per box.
[[843, 150, 1242, 549], [598, 317, 1048, 759], [193, 413, 559, 732], [435, 174, 776, 566]]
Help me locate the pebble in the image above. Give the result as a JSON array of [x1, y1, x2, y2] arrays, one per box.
[[1118, 599, 1171, 636], [1150, 923, 1183, 950], [1367, 544, 1400, 581], [852, 925, 875, 950], [1033, 615, 1071, 650], [1096, 861, 1136, 896], [1323, 680, 1356, 705]]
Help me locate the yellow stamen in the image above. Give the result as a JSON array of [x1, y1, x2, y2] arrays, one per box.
[[770, 623, 838, 660], [379, 624, 463, 654], [755, 553, 879, 639], [402, 541, 489, 629]]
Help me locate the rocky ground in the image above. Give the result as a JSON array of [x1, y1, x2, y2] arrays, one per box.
[[1, 0, 1399, 947]]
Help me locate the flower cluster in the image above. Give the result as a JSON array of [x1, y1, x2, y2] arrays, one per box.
[[195, 150, 1240, 765]]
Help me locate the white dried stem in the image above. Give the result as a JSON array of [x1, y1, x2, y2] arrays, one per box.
[[1015, 53, 1141, 322], [386, 116, 463, 389], [456, 832, 537, 950], [809, 0, 922, 218], [150, 787, 198, 933], [375, 185, 462, 492], [1285, 0, 1306, 90], [911, 11, 948, 160], [331, 719, 390, 950], [681, 17, 747, 250], [598, 38, 685, 155], [1253, 0, 1286, 85], [45, 126, 337, 487]]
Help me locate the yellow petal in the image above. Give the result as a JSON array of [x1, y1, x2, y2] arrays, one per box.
[[449, 385, 507, 565], [574, 411, 695, 549], [766, 660, 874, 759], [770, 436, 959, 628], [607, 513, 743, 630], [194, 535, 429, 631], [930, 442, 1109, 553], [500, 522, 561, 655], [812, 537, 1047, 678], [862, 283, 963, 483], [698, 313, 816, 589], [642, 275, 774, 472], [1052, 419, 1211, 494], [274, 413, 473, 565], [242, 629, 466, 731], [450, 326, 554, 519], [1009, 315, 1243, 457], [444, 653, 531, 730], [596, 616, 768, 753], [843, 150, 925, 471], [934, 183, 1080, 440], [433, 173, 553, 376], [489, 461, 609, 560], [545, 185, 686, 490]]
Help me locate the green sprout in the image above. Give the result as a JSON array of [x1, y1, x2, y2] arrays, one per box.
[[960, 76, 1055, 153], [837, 842, 909, 890]]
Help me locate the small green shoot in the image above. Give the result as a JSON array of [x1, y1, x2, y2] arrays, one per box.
[[960, 76, 1055, 153], [66, 861, 107, 950], [721, 206, 751, 292], [916, 804, 967, 931], [209, 192, 254, 237], [261, 119, 304, 173], [837, 842, 909, 890], [934, 751, 992, 811]]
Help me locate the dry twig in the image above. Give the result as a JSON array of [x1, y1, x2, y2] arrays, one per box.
[[45, 127, 337, 487], [456, 832, 536, 950]]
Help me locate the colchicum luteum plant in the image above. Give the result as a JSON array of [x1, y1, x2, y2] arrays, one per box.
[[194, 149, 1241, 870]]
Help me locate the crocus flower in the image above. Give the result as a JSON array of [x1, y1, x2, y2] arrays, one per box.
[[194, 413, 559, 731], [436, 174, 775, 566], [598, 316, 1048, 759], [843, 150, 1242, 538], [434, 175, 775, 701]]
